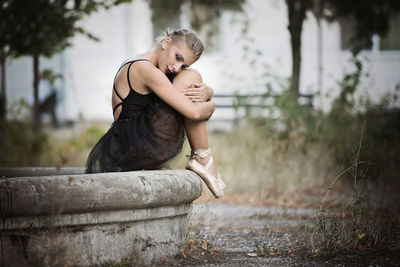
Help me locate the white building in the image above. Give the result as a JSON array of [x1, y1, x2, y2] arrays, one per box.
[[4, 0, 400, 124]]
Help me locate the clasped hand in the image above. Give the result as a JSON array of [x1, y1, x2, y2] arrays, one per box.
[[182, 82, 213, 102]]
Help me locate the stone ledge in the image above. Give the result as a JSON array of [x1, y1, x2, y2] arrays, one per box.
[[3, 203, 192, 230], [0, 168, 202, 266], [0, 169, 201, 217], [0, 167, 86, 178]]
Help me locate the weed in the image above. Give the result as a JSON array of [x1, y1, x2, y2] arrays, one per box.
[[276, 198, 288, 218], [309, 121, 393, 256], [183, 230, 214, 254], [0, 116, 106, 167], [104, 256, 137, 267], [254, 240, 277, 256], [253, 227, 305, 258]]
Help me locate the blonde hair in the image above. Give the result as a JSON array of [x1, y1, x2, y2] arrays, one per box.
[[156, 28, 204, 61]]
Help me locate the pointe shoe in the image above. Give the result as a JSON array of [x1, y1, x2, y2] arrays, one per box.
[[185, 148, 225, 198], [217, 172, 226, 190]]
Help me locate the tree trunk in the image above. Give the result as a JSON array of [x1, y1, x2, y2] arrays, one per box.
[[315, 0, 324, 108], [33, 54, 40, 131], [286, 0, 308, 101], [0, 54, 6, 120]]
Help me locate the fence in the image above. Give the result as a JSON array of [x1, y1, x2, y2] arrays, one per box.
[[210, 93, 314, 124]]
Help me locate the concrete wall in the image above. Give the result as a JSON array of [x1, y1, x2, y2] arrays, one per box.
[[0, 169, 202, 266]]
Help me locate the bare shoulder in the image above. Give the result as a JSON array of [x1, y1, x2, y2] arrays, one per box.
[[132, 60, 164, 81], [135, 60, 162, 74]]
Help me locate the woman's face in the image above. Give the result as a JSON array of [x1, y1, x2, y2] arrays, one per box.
[[158, 38, 196, 75]]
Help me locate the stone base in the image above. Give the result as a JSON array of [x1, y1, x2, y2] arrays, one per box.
[[2, 204, 190, 266], [0, 169, 202, 266]]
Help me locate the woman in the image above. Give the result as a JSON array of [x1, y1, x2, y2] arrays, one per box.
[[86, 29, 225, 198]]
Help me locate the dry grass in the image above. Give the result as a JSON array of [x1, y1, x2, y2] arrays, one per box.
[[194, 125, 337, 203], [11, 120, 398, 263], [17, 121, 341, 206]]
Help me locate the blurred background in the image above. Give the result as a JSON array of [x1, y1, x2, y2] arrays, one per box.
[[1, 0, 400, 203]]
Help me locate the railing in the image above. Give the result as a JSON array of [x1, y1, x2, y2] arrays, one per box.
[[210, 93, 314, 123]]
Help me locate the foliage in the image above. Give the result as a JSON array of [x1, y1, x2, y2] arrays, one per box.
[[41, 68, 63, 86], [149, 0, 244, 50], [104, 256, 138, 267], [309, 124, 394, 256], [0, 0, 130, 57], [68, 126, 106, 150], [321, 56, 400, 180], [237, 51, 400, 182], [0, 99, 106, 167], [323, 0, 400, 52], [2, 1, 74, 58], [0, 100, 49, 166], [0, 0, 131, 128], [285, 0, 400, 98], [149, 0, 244, 26], [254, 240, 277, 256]]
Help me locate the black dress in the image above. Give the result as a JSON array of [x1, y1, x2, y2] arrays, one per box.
[[85, 59, 185, 173]]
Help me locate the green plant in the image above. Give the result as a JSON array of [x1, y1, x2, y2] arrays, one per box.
[[0, 101, 106, 167], [234, 50, 399, 185], [254, 240, 277, 256], [310, 122, 365, 254], [0, 100, 50, 166], [104, 256, 137, 267], [309, 121, 392, 256], [276, 198, 288, 218]]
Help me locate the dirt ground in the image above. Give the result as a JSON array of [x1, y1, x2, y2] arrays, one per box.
[[156, 192, 400, 267]]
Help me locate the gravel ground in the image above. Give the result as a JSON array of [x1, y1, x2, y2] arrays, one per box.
[[160, 203, 400, 266]]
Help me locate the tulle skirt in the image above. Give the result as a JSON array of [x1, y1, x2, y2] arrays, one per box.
[[85, 96, 185, 173]]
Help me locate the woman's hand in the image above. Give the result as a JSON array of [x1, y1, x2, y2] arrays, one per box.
[[182, 82, 214, 102]]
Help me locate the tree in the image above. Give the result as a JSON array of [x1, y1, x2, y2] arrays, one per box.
[[149, 0, 245, 45], [285, 0, 400, 102], [150, 0, 400, 104], [0, 0, 130, 127], [286, 0, 312, 101]]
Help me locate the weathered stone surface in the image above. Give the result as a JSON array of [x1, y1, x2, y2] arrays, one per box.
[[2, 205, 191, 266], [0, 167, 85, 178], [0, 169, 201, 217], [0, 169, 202, 266]]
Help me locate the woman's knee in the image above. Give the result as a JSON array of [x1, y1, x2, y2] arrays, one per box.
[[172, 69, 202, 89]]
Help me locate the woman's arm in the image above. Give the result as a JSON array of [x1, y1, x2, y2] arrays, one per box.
[[183, 82, 214, 102], [136, 62, 215, 121]]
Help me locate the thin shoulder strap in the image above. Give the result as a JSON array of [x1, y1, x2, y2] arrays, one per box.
[[113, 84, 123, 101], [113, 59, 150, 99], [126, 59, 150, 92], [112, 59, 150, 115], [113, 102, 122, 114], [113, 62, 130, 101]]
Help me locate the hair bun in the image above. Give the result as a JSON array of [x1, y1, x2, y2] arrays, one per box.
[[155, 28, 204, 61]]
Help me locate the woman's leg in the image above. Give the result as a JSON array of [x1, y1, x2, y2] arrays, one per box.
[[172, 70, 218, 177], [182, 114, 218, 176]]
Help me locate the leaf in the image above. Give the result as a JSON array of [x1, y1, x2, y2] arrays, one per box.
[[247, 253, 258, 257], [178, 249, 187, 259], [186, 239, 198, 249], [201, 240, 208, 250]]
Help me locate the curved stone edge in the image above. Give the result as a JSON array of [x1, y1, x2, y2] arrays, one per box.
[[0, 167, 86, 178], [0, 169, 202, 217], [2, 203, 191, 230]]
